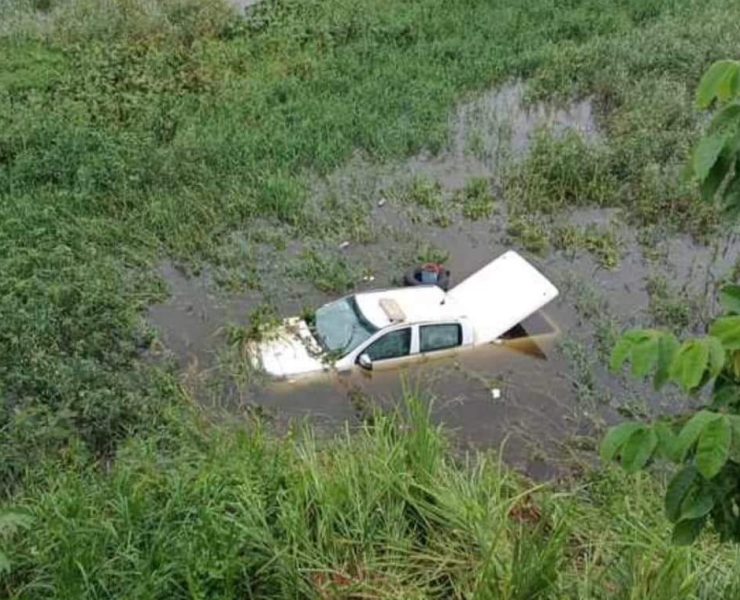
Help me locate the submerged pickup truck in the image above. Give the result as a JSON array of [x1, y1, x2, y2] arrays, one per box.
[[253, 250, 559, 380]]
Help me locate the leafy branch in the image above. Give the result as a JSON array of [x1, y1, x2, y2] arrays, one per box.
[[604, 290, 740, 543], [687, 60, 740, 217], [602, 59, 740, 545]]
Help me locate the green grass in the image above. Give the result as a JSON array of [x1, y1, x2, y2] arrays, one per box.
[[3, 398, 740, 599], [646, 275, 706, 333], [553, 225, 622, 269], [456, 177, 495, 221]]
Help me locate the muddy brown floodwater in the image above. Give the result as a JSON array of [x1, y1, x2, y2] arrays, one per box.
[[147, 80, 740, 479]]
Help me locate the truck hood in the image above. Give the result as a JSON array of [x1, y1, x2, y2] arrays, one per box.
[[255, 318, 326, 379]]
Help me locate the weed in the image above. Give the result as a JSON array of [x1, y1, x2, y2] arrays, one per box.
[[241, 303, 280, 343], [456, 177, 495, 221], [552, 225, 622, 269], [402, 176, 453, 226], [310, 193, 376, 244], [295, 248, 358, 294], [405, 176, 443, 210], [506, 216, 549, 255], [560, 337, 603, 408], [645, 275, 703, 333], [504, 131, 616, 216], [731, 255, 740, 283], [415, 243, 450, 266]]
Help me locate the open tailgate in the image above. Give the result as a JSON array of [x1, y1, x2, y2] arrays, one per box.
[[446, 250, 559, 345]]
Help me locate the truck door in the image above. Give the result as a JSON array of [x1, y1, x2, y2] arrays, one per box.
[[358, 327, 416, 371], [419, 323, 463, 361]]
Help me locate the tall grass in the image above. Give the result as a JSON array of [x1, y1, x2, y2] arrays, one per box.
[[2, 398, 739, 598]]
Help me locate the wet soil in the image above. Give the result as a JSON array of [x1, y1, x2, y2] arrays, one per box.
[[147, 81, 740, 478]]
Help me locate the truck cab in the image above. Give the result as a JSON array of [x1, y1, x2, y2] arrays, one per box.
[[254, 251, 559, 380]]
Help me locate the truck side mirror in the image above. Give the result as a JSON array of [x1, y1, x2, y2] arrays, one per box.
[[358, 353, 373, 371]]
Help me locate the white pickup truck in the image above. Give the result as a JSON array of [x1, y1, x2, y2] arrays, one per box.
[[254, 250, 559, 380]]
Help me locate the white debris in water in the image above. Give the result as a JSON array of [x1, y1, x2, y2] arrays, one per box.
[[338, 241, 350, 250], [491, 388, 502, 400], [363, 275, 376, 282], [377, 197, 387, 207]]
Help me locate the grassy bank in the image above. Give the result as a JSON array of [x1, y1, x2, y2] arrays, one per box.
[[3, 399, 740, 599]]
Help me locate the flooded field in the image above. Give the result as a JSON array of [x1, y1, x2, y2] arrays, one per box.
[[148, 81, 740, 477]]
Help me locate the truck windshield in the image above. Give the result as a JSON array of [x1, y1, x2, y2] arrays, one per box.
[[314, 296, 377, 355]]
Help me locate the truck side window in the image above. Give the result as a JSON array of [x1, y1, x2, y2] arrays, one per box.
[[420, 324, 462, 353], [364, 328, 411, 361]]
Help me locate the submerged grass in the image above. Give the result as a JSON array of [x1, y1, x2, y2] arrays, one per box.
[[3, 398, 740, 599]]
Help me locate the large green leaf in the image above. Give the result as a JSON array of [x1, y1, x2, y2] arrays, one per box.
[[654, 333, 679, 390], [670, 340, 711, 391], [631, 334, 660, 378], [707, 337, 727, 379], [692, 134, 727, 181], [719, 285, 740, 314], [696, 60, 740, 108], [600, 422, 643, 462], [609, 330, 659, 375], [654, 421, 679, 461], [665, 466, 699, 522], [700, 152, 732, 202], [728, 415, 740, 463], [610, 336, 634, 373], [710, 102, 740, 132], [679, 480, 715, 520], [672, 517, 706, 545], [677, 411, 721, 460], [620, 427, 658, 473], [710, 316, 740, 350], [696, 415, 731, 479]]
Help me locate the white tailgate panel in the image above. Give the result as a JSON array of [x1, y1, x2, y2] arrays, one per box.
[[446, 251, 559, 345]]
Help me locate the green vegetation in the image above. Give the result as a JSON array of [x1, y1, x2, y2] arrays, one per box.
[[4, 399, 740, 598], [603, 61, 740, 545], [552, 225, 622, 269], [686, 60, 740, 216], [405, 177, 444, 211], [456, 177, 495, 221], [506, 216, 550, 255], [401, 176, 452, 227], [3, 0, 740, 595], [2, 0, 739, 480], [645, 276, 703, 333]]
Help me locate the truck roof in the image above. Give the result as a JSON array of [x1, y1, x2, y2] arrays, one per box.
[[354, 251, 559, 342], [355, 285, 456, 329]]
